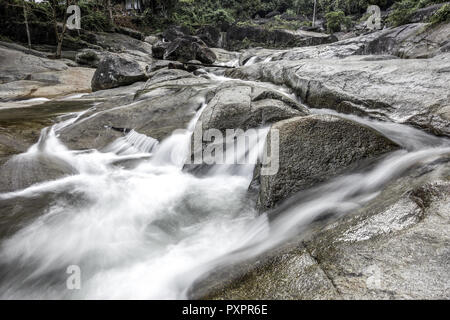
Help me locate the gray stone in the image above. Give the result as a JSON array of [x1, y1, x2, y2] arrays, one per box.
[[225, 25, 337, 51], [164, 36, 217, 64], [227, 52, 450, 137], [91, 54, 149, 92], [256, 115, 400, 211], [152, 41, 170, 59], [144, 35, 160, 45], [0, 45, 68, 84], [200, 155, 450, 300], [61, 69, 212, 150]]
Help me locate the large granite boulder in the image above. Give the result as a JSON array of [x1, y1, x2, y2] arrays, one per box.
[[164, 36, 217, 64], [152, 41, 170, 59], [255, 115, 400, 211], [196, 26, 222, 48], [186, 82, 309, 175], [94, 32, 153, 56], [227, 52, 450, 137], [196, 153, 450, 300], [237, 22, 450, 63], [61, 69, 211, 150], [75, 49, 106, 68], [162, 25, 191, 42], [91, 54, 149, 92], [196, 82, 309, 133], [225, 25, 338, 50]]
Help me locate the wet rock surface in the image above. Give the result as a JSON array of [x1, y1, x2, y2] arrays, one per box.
[[227, 52, 450, 137], [60, 69, 211, 150], [255, 115, 400, 211], [198, 157, 450, 299]]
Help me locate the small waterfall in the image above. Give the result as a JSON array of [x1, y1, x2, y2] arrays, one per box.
[[244, 56, 258, 66], [218, 32, 227, 49], [105, 130, 159, 155]]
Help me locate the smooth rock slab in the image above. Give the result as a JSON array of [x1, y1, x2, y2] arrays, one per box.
[[227, 52, 450, 137]]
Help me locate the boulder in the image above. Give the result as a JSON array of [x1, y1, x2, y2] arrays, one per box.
[[233, 22, 450, 63], [196, 25, 221, 48], [186, 82, 309, 175], [410, 3, 447, 23], [0, 147, 77, 193], [0, 68, 94, 101], [225, 25, 337, 50], [152, 41, 170, 59], [227, 51, 450, 137], [94, 32, 153, 56], [266, 11, 281, 19], [197, 150, 450, 300], [91, 54, 149, 92], [357, 23, 450, 59], [162, 25, 191, 42], [146, 60, 172, 74], [115, 26, 144, 40], [164, 36, 217, 64], [196, 83, 308, 134], [60, 69, 211, 150], [255, 115, 400, 211], [144, 35, 160, 45], [0, 45, 68, 84], [211, 48, 240, 66]]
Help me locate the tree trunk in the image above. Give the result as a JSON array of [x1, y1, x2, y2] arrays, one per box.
[[108, 0, 113, 24], [53, 0, 70, 59], [312, 0, 317, 28], [23, 0, 31, 49]]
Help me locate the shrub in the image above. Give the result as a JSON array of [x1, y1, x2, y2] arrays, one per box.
[[429, 3, 450, 25], [205, 8, 235, 25], [325, 10, 352, 33], [81, 11, 112, 32], [386, 0, 417, 26], [387, 0, 448, 27]]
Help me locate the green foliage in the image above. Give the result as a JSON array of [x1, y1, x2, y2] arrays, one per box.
[[318, 0, 396, 15], [325, 10, 351, 32], [429, 3, 450, 25], [0, 34, 12, 42], [80, 11, 112, 32], [205, 8, 236, 25], [386, 0, 447, 26]]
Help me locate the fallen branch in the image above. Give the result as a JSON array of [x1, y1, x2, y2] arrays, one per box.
[[180, 62, 236, 69]]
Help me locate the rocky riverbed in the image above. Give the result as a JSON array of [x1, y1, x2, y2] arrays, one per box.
[[0, 17, 449, 299]]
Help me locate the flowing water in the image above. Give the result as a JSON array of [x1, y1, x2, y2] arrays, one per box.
[[0, 73, 449, 299]]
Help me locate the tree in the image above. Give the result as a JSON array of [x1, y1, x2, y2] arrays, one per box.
[[104, 0, 113, 25], [312, 0, 317, 27], [49, 0, 72, 59], [22, 0, 31, 48]]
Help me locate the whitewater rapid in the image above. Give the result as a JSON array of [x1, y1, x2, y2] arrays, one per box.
[[0, 77, 449, 299]]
